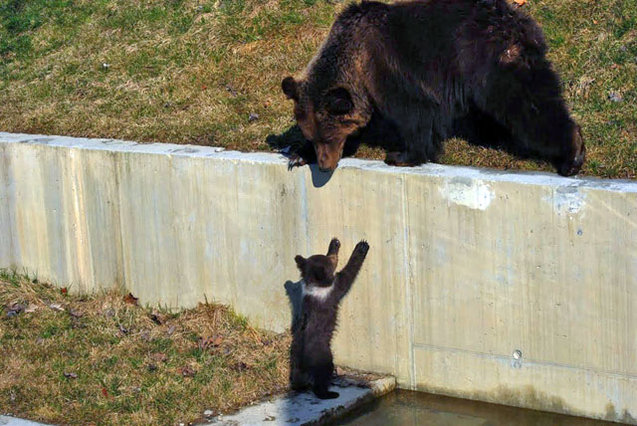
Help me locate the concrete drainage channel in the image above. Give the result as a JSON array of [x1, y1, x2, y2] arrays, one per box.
[[1, 133, 636, 423]]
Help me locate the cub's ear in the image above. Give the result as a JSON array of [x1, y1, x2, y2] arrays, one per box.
[[282, 76, 298, 100], [294, 255, 306, 271], [325, 87, 353, 115]]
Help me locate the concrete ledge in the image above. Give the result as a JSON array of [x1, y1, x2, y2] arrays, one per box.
[[206, 374, 396, 425], [0, 416, 46, 426], [1, 132, 636, 423]]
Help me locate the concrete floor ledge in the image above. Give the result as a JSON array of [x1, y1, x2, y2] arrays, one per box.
[[0, 416, 47, 426], [1, 132, 636, 423], [205, 372, 396, 425]]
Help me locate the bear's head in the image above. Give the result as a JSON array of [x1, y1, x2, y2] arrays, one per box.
[[282, 76, 371, 171], [294, 238, 341, 288]]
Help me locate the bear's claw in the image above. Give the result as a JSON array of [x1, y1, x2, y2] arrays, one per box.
[[288, 154, 307, 170]]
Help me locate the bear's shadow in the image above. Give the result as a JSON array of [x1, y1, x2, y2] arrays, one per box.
[[266, 125, 335, 188], [266, 124, 306, 153]]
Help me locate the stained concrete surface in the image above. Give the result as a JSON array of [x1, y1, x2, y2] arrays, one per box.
[[1, 132, 636, 422]]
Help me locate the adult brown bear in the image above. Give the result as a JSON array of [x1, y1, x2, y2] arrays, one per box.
[[281, 0, 585, 176]]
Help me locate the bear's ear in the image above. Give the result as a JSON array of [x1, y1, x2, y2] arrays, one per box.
[[282, 76, 298, 100], [325, 87, 353, 115], [294, 255, 306, 271]]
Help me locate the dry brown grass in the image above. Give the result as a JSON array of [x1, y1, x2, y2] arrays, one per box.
[[0, 269, 290, 425], [0, 0, 635, 178]]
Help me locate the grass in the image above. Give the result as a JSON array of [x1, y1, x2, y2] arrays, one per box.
[[0, 0, 635, 178], [0, 269, 290, 425]]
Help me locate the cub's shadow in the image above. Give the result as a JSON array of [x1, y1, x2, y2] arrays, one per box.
[[284, 279, 303, 332]]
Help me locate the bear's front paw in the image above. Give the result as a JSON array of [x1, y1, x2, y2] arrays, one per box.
[[288, 154, 307, 170], [384, 151, 423, 167], [354, 240, 369, 256]]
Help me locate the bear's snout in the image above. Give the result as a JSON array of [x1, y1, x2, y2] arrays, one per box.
[[315, 143, 342, 172]]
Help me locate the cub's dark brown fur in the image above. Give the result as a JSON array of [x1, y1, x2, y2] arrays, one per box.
[[290, 238, 369, 399], [282, 0, 585, 176]]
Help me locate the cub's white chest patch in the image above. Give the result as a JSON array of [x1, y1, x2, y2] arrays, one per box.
[[301, 280, 333, 302]]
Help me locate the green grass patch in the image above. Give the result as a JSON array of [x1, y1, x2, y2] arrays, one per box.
[[0, 0, 634, 178], [0, 270, 289, 424]]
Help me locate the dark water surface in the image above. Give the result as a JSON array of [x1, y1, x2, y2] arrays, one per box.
[[338, 390, 614, 426]]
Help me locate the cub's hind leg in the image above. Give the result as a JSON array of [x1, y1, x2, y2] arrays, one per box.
[[310, 362, 339, 400]]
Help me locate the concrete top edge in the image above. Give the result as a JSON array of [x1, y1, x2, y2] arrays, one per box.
[[1, 131, 635, 192]]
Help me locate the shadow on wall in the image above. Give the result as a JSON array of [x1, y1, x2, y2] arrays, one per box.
[[266, 126, 334, 188], [284, 279, 303, 332]]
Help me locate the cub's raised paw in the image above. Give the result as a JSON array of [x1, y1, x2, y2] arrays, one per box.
[[355, 240, 370, 256], [288, 154, 307, 170]]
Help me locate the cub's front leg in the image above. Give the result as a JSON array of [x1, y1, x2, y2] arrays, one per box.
[[334, 241, 370, 300]]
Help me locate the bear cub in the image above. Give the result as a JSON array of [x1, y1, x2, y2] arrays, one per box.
[[282, 0, 585, 176], [290, 238, 369, 399]]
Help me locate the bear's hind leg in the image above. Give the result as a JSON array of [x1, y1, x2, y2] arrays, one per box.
[[476, 65, 585, 176]]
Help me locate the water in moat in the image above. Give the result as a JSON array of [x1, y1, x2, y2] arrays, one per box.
[[338, 390, 614, 426]]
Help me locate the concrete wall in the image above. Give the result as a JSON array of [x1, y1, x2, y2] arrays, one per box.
[[1, 132, 635, 423]]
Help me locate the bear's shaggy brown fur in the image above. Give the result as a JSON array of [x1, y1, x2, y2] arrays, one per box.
[[282, 0, 585, 176]]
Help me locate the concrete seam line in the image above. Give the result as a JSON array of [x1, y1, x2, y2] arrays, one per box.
[[412, 342, 637, 379]]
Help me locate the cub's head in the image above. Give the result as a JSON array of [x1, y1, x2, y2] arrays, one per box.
[[282, 76, 371, 171], [294, 238, 341, 288]]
